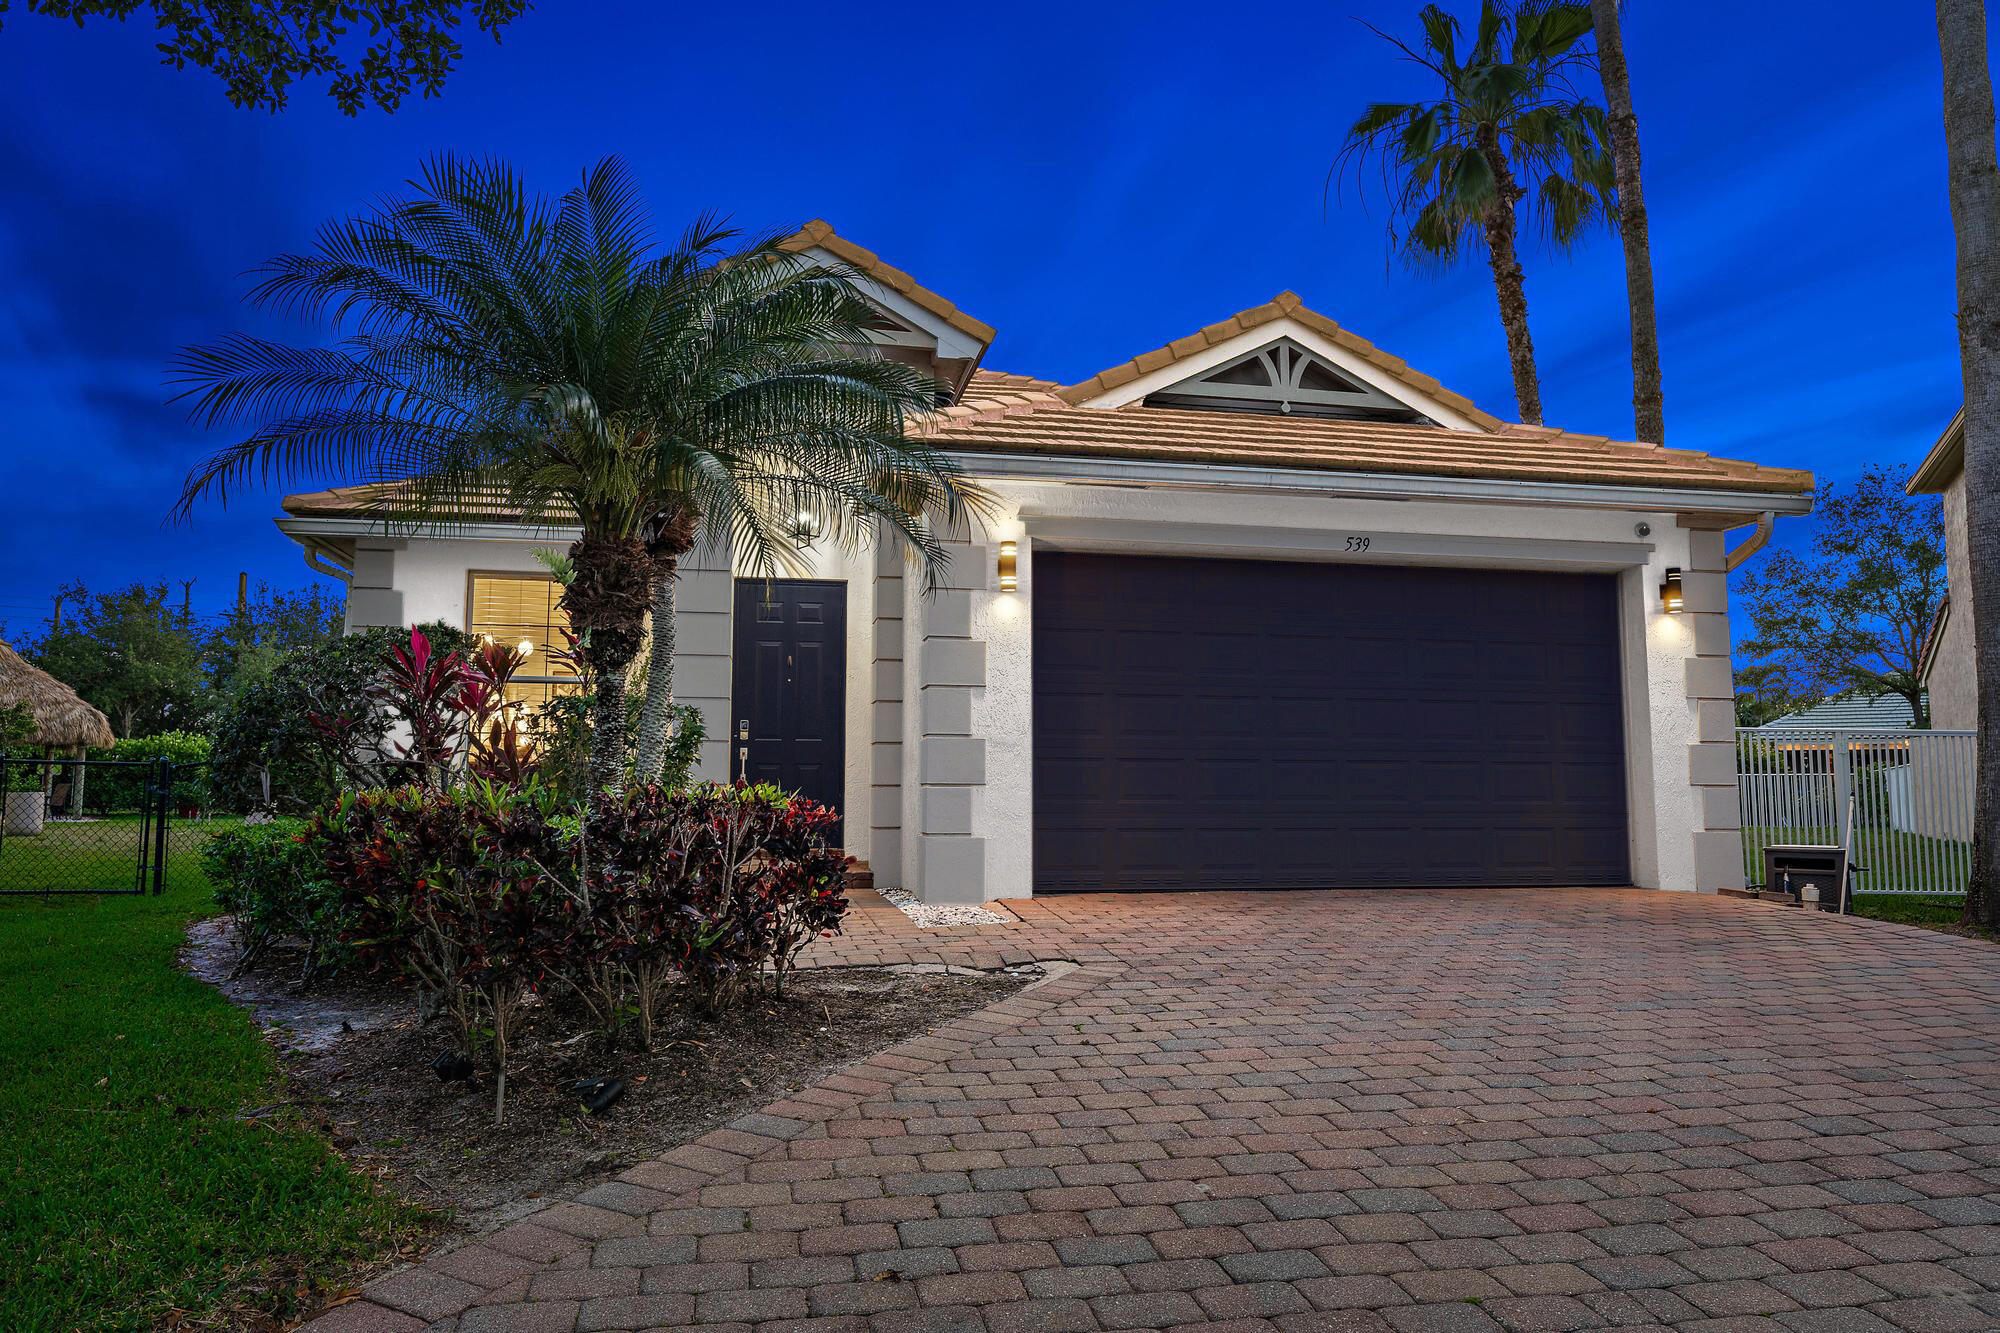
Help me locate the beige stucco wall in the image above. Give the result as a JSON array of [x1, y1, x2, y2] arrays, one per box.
[[1930, 473, 1978, 731]]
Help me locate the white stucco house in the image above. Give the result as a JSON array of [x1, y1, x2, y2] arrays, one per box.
[[276, 222, 1815, 902]]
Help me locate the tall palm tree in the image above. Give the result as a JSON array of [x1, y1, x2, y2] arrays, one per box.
[[1935, 0, 2000, 926], [1336, 1, 1613, 426], [174, 156, 981, 794], [1583, 0, 1665, 444]]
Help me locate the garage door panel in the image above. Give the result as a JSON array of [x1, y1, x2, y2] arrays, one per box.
[[1032, 553, 1630, 892]]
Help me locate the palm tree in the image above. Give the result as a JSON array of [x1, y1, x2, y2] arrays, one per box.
[[615, 242, 991, 785], [1583, 0, 1665, 444], [1335, 1, 1613, 426], [1935, 0, 2000, 926], [174, 156, 981, 794]]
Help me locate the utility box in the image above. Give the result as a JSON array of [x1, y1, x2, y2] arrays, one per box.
[[1763, 843, 1847, 912]]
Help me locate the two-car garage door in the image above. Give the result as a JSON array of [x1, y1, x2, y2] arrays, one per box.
[[1031, 552, 1630, 892]]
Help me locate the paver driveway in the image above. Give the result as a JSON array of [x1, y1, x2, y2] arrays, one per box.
[[312, 889, 2000, 1333]]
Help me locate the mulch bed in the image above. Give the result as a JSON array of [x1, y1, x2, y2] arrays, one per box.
[[281, 963, 1033, 1234], [188, 924, 1033, 1326]]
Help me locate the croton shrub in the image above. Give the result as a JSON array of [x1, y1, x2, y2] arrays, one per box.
[[267, 779, 852, 1121]]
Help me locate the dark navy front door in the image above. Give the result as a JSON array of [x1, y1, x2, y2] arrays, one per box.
[[730, 579, 846, 835]]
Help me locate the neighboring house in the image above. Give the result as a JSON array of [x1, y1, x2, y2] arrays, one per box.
[[1908, 409, 1977, 731], [1758, 692, 1924, 730], [276, 223, 1816, 901]]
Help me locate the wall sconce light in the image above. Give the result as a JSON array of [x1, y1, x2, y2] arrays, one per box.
[[997, 540, 1018, 593], [1659, 566, 1684, 614]]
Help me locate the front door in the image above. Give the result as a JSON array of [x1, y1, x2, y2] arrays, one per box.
[[730, 579, 847, 835]]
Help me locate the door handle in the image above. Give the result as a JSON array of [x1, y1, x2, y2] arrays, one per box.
[[737, 745, 749, 782]]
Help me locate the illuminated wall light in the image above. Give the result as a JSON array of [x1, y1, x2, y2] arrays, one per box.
[[997, 540, 1018, 593], [1659, 566, 1684, 614]]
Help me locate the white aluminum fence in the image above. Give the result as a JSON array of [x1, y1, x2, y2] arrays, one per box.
[[1737, 728, 1976, 896]]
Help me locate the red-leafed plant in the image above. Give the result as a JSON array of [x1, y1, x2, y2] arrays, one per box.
[[374, 626, 471, 790], [459, 637, 538, 785]]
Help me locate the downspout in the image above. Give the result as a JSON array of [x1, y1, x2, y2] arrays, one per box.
[[300, 536, 353, 582], [1723, 511, 1776, 572]]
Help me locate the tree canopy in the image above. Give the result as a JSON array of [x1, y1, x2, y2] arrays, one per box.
[[2, 0, 527, 112], [1734, 464, 1947, 727], [18, 578, 343, 738]]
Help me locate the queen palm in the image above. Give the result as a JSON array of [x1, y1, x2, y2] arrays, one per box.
[[174, 156, 981, 793], [1336, 1, 1613, 426]]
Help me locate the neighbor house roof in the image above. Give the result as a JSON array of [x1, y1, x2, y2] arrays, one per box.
[[0, 641, 115, 749], [775, 220, 996, 346], [1908, 408, 1964, 493], [1057, 291, 1509, 431], [1759, 691, 1923, 730]]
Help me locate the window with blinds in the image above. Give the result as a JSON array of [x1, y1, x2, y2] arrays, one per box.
[[467, 572, 579, 709]]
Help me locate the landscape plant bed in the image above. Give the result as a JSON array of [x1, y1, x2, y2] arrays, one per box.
[[215, 936, 1035, 1241]]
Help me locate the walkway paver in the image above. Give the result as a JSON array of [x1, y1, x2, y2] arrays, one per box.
[[308, 888, 2000, 1332]]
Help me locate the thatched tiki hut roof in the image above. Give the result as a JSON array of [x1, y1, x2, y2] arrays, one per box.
[[0, 640, 114, 750]]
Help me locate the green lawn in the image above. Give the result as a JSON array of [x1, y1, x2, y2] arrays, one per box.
[[1848, 892, 1998, 941], [0, 818, 423, 1331]]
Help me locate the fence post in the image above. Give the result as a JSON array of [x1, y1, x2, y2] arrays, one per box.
[[152, 759, 171, 896], [1830, 731, 1853, 849]]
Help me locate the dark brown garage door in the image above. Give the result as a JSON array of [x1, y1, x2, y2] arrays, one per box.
[[1032, 552, 1629, 892]]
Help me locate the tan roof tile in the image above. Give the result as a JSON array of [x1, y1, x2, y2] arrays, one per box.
[[922, 377, 1812, 497], [775, 220, 995, 346], [283, 365, 1810, 521], [1060, 295, 1511, 431]]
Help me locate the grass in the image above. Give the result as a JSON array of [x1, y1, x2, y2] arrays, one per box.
[[1848, 892, 1999, 941], [1741, 824, 1970, 896], [0, 816, 424, 1331]]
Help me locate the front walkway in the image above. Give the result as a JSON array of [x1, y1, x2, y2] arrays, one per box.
[[311, 890, 2000, 1332]]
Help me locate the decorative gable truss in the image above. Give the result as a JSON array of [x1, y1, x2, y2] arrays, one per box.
[[1146, 338, 1427, 422]]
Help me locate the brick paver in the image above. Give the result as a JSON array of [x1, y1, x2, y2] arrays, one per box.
[[307, 888, 2000, 1331]]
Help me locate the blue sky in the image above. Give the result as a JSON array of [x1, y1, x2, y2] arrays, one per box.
[[0, 1, 1967, 637]]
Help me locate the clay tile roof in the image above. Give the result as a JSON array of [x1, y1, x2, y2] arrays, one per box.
[[916, 389, 1814, 497], [776, 221, 996, 346], [1057, 292, 1510, 432]]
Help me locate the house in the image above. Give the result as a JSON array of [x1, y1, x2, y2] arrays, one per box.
[[1759, 691, 1924, 730], [276, 223, 1816, 901], [1908, 409, 1976, 731]]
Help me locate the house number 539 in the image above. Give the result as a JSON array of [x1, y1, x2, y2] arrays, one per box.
[[1344, 536, 1371, 552]]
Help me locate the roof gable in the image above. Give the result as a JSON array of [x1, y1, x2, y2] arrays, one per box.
[[1146, 336, 1425, 422], [1908, 408, 1964, 494], [775, 220, 993, 350], [1059, 293, 1507, 432]]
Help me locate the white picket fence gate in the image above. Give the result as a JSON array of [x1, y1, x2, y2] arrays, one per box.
[[1737, 727, 1976, 895]]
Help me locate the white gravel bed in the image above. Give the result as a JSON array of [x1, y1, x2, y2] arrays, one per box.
[[877, 886, 1009, 928]]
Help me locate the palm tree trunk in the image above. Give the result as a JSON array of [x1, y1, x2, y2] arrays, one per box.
[[632, 563, 678, 784], [1590, 0, 1666, 445], [1476, 132, 1543, 426], [588, 664, 630, 796], [1937, 0, 2000, 927]]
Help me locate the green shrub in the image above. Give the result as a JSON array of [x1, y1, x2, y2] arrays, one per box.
[[85, 731, 213, 811], [311, 779, 851, 1120], [203, 819, 352, 981], [205, 622, 473, 814]]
